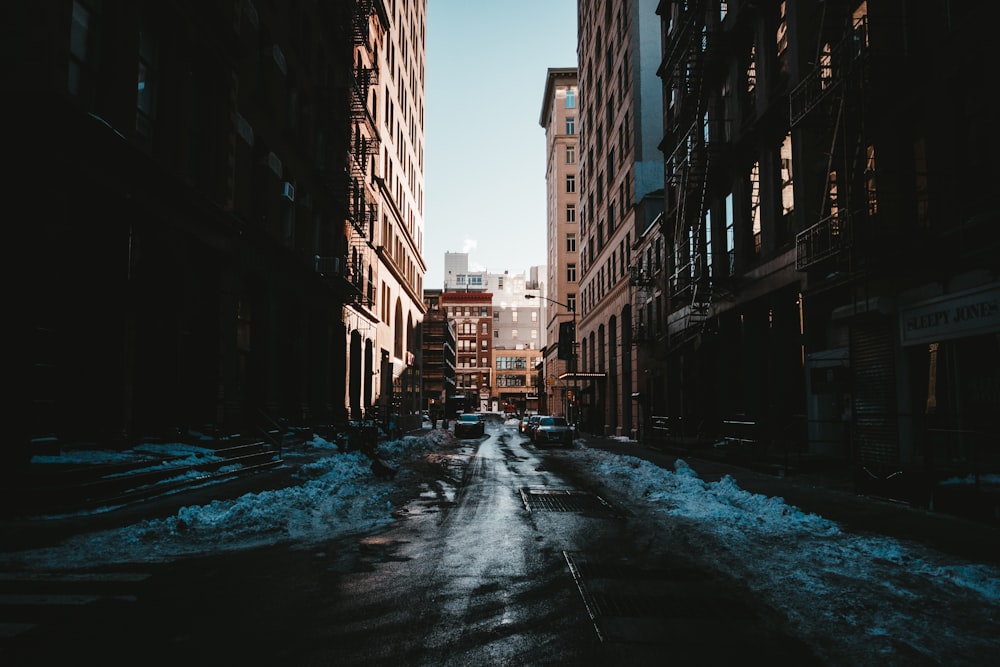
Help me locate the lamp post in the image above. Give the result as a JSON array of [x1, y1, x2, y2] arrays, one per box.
[[524, 293, 578, 428]]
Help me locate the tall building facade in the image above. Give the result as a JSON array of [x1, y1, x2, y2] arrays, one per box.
[[539, 68, 582, 422], [11, 0, 429, 461], [350, 0, 428, 425], [11, 0, 364, 459], [654, 0, 999, 514], [576, 0, 664, 437]]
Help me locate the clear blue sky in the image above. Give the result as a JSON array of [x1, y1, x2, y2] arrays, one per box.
[[423, 0, 578, 289]]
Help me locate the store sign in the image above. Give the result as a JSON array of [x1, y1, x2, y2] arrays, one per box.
[[900, 283, 1000, 346]]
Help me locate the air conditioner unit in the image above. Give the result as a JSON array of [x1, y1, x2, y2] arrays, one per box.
[[314, 255, 342, 276], [282, 181, 295, 201]]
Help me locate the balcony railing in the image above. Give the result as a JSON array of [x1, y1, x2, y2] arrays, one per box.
[[796, 211, 850, 270], [789, 15, 869, 127]]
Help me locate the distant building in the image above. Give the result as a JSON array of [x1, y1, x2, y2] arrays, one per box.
[[436, 254, 545, 413], [443, 251, 487, 292], [486, 269, 545, 415], [439, 291, 494, 413], [420, 289, 456, 419]]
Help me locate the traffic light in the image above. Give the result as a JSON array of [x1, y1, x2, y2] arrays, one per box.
[[557, 321, 575, 360]]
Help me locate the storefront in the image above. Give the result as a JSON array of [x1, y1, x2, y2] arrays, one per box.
[[899, 282, 1000, 518]]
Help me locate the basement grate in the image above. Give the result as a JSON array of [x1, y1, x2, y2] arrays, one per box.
[[519, 488, 617, 514]]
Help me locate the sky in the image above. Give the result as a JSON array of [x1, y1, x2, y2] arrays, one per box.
[[423, 0, 578, 288], [3, 421, 999, 663]]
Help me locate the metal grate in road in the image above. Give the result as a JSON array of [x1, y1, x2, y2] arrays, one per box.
[[564, 551, 763, 646], [570, 561, 711, 583], [519, 488, 617, 514]]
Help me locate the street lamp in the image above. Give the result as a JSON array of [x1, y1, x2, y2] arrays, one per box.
[[524, 293, 578, 428]]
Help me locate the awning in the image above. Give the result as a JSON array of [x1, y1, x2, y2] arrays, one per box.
[[558, 372, 607, 382]]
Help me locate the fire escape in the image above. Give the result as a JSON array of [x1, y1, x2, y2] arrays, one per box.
[[348, 0, 379, 309], [791, 12, 870, 274], [660, 1, 720, 343], [628, 244, 657, 345]]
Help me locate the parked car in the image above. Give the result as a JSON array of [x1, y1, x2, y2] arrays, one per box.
[[454, 412, 486, 438], [522, 414, 543, 440], [532, 416, 574, 447], [518, 415, 534, 434]]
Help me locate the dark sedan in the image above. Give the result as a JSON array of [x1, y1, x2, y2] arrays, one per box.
[[454, 413, 486, 438], [532, 416, 574, 447]]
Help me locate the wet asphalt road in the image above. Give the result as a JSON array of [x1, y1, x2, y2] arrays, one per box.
[[3, 420, 820, 666]]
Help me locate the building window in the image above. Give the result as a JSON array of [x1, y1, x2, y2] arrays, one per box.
[[914, 137, 929, 229], [567, 263, 577, 282], [567, 293, 576, 313], [565, 88, 576, 108], [566, 174, 576, 193], [566, 204, 576, 222], [136, 21, 159, 140], [566, 144, 576, 164], [750, 162, 762, 255], [866, 144, 878, 216], [566, 233, 576, 253], [725, 192, 735, 275], [68, 0, 102, 107], [566, 117, 575, 134], [776, 1, 789, 75], [704, 210, 713, 280]]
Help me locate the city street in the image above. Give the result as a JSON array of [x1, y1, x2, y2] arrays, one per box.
[[2, 418, 998, 665], [2, 422, 816, 665]]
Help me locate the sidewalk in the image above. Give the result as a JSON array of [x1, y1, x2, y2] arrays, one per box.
[[577, 433, 1000, 568]]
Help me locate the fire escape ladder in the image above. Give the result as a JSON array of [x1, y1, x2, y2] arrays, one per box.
[[346, 23, 380, 310], [660, 3, 721, 340], [352, 1, 374, 46], [793, 13, 869, 271], [688, 130, 711, 329], [681, 9, 713, 331], [629, 254, 656, 345]]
